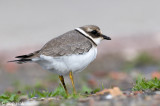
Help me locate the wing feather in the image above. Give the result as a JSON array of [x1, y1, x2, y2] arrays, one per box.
[[38, 30, 93, 57]]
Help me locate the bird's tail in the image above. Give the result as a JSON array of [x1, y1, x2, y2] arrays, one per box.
[[8, 50, 40, 64]]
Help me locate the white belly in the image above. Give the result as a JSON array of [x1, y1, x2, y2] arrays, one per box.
[[33, 47, 97, 75]]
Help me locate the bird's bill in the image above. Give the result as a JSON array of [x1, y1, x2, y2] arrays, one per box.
[[102, 35, 111, 40]]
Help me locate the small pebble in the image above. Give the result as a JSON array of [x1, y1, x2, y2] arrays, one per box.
[[32, 97, 38, 100], [48, 97, 56, 101], [79, 97, 90, 102], [100, 93, 113, 100], [105, 94, 113, 99], [19, 95, 28, 101], [123, 91, 131, 96], [40, 97, 45, 101], [23, 100, 39, 106], [155, 91, 160, 95]]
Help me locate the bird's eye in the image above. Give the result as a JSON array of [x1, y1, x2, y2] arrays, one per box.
[[91, 30, 97, 34]]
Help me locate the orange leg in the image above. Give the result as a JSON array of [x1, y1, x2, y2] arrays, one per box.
[[59, 75, 69, 96], [69, 71, 76, 94]]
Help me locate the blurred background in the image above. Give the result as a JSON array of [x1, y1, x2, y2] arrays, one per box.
[[0, 0, 160, 93]]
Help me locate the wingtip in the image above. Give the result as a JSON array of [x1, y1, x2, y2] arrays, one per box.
[[8, 60, 18, 63], [8, 60, 15, 62], [15, 55, 27, 58], [7, 60, 25, 64]]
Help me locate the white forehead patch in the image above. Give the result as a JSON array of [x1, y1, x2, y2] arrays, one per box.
[[75, 27, 102, 45], [86, 28, 93, 32]]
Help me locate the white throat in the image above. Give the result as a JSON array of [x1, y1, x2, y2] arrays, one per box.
[[75, 28, 102, 45]]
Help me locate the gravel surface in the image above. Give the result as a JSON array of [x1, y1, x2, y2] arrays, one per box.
[[4, 90, 160, 106]]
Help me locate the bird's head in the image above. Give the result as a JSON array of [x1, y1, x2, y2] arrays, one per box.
[[75, 25, 111, 45]]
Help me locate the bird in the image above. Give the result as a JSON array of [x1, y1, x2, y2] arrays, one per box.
[[9, 25, 111, 95]]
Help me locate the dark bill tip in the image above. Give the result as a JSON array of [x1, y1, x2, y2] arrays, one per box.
[[102, 35, 111, 40]]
